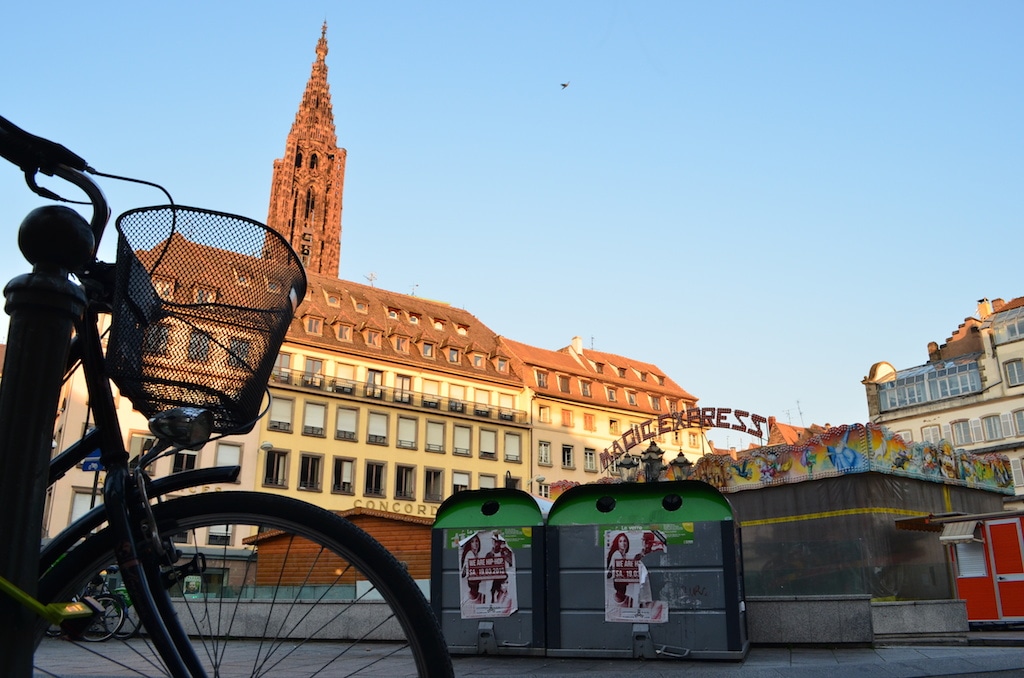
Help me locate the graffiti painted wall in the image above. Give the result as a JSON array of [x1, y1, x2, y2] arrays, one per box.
[[691, 423, 1014, 495]]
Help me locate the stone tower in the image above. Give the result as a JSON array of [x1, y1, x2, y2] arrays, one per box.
[[266, 22, 346, 278]]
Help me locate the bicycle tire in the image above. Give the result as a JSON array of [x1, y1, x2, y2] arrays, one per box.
[[112, 594, 141, 640], [80, 594, 126, 643], [35, 492, 453, 677]]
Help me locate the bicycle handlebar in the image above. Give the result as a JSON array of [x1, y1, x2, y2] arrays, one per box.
[[0, 115, 89, 175]]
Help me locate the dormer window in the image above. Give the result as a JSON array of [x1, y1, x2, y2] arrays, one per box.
[[472, 354, 485, 369], [626, 391, 637, 406], [656, 375, 665, 386], [365, 330, 382, 348], [535, 371, 549, 388], [305, 317, 323, 335], [325, 293, 340, 306], [606, 387, 618, 402], [651, 396, 662, 411], [195, 286, 217, 303], [234, 269, 251, 286], [580, 381, 592, 397], [557, 375, 570, 393], [448, 348, 460, 363], [336, 324, 352, 341], [496, 357, 508, 373], [639, 371, 648, 382], [388, 308, 399, 320], [617, 367, 627, 378], [409, 314, 420, 325], [456, 324, 468, 336], [394, 336, 409, 353], [422, 342, 435, 358], [433, 319, 444, 330], [595, 362, 604, 374], [153, 277, 174, 301], [354, 300, 368, 313]]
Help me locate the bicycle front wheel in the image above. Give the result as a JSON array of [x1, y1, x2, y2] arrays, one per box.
[[79, 594, 126, 642], [36, 492, 452, 677]]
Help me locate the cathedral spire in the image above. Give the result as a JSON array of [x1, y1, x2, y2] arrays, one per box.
[[266, 21, 346, 278]]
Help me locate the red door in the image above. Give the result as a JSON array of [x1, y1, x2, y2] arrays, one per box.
[[987, 518, 1024, 620]]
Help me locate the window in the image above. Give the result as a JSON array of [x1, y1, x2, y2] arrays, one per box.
[[195, 286, 217, 303], [584, 413, 596, 432], [626, 391, 637, 406], [561, 409, 573, 427], [1015, 410, 1024, 436], [365, 369, 384, 398], [557, 375, 570, 393], [688, 432, 698, 448], [580, 381, 592, 397], [422, 379, 441, 406], [922, 425, 941, 443], [479, 429, 497, 459], [273, 352, 291, 382], [535, 370, 548, 388], [153, 277, 174, 300], [207, 525, 232, 546], [1007, 359, 1024, 387], [215, 442, 240, 470], [425, 469, 444, 502], [453, 425, 471, 456], [426, 421, 445, 452], [538, 405, 551, 423], [336, 324, 352, 341], [448, 347, 460, 363], [172, 450, 197, 474], [449, 384, 466, 412], [422, 342, 435, 358], [395, 465, 415, 500], [497, 358, 508, 373], [364, 462, 385, 496], [128, 433, 156, 463], [394, 374, 412, 403], [478, 474, 496, 489], [303, 358, 323, 387], [187, 331, 210, 362], [365, 330, 382, 348], [474, 389, 491, 416], [609, 419, 620, 434], [606, 387, 617, 402], [305, 317, 322, 335], [473, 354, 485, 368], [504, 433, 521, 462], [584, 448, 597, 472], [227, 338, 250, 369], [336, 407, 358, 441], [367, 412, 388, 445], [952, 420, 973, 446], [332, 458, 354, 493], [298, 454, 323, 491], [143, 324, 169, 354], [388, 308, 399, 320], [651, 396, 662, 411], [302, 402, 326, 436], [536, 483, 550, 499], [452, 471, 470, 494], [264, 449, 287, 487], [983, 415, 1004, 441], [538, 441, 551, 466], [394, 336, 409, 353], [617, 367, 627, 378], [562, 445, 574, 469], [397, 416, 418, 449], [1013, 457, 1024, 488]]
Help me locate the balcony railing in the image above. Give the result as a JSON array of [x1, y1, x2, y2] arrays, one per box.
[[270, 372, 529, 424]]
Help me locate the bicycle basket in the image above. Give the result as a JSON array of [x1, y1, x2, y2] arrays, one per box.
[[107, 205, 307, 434]]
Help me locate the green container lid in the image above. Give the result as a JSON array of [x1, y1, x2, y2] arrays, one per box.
[[433, 488, 548, 529], [547, 480, 733, 526]]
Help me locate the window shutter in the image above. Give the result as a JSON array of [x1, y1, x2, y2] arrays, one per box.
[[454, 426, 470, 451], [270, 398, 291, 423], [1011, 457, 1024, 487], [427, 422, 444, 448], [1001, 413, 1014, 438], [398, 417, 416, 443], [368, 413, 387, 437], [480, 430, 496, 454], [941, 424, 952, 442], [505, 433, 521, 461], [337, 408, 357, 434], [970, 419, 984, 443], [304, 403, 326, 428]]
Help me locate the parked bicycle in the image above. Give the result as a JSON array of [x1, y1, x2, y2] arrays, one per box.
[[0, 115, 453, 677], [45, 567, 126, 642]]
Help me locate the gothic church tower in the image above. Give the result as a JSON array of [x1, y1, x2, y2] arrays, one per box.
[[267, 22, 346, 277]]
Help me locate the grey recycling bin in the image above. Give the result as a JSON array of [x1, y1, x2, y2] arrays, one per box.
[[546, 480, 749, 660], [431, 489, 549, 655]]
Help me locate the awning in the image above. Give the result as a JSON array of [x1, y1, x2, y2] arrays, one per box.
[[939, 521, 980, 544]]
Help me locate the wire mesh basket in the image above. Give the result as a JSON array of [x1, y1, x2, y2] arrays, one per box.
[[107, 205, 307, 434]]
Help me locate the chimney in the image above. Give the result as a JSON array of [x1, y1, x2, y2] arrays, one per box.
[[571, 336, 583, 354], [977, 298, 993, 319]]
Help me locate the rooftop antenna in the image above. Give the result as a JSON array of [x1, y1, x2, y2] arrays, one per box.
[[364, 272, 377, 287], [411, 284, 418, 296], [590, 336, 595, 349], [796, 400, 805, 426]]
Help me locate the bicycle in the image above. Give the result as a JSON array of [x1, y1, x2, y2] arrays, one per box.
[[45, 567, 127, 642], [0, 115, 453, 677]]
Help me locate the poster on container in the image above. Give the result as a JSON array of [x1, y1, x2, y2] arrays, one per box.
[[604, 524, 693, 623], [457, 528, 520, 619]]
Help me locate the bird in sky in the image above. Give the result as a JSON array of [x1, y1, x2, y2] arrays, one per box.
[[561, 81, 570, 89]]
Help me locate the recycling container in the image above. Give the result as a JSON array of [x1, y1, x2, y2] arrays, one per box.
[[545, 480, 748, 660], [431, 488, 549, 655]]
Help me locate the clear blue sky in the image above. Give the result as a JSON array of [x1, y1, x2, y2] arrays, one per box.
[[2, 2, 1022, 448]]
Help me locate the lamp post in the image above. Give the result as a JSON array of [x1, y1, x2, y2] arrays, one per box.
[[616, 453, 639, 483], [640, 441, 666, 483], [669, 450, 693, 481]]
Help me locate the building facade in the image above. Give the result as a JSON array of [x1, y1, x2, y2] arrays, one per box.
[[863, 297, 1024, 500]]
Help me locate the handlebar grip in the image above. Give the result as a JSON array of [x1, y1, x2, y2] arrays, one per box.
[[0, 114, 88, 175]]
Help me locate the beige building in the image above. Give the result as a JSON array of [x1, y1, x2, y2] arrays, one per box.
[[502, 336, 707, 494], [863, 297, 1024, 501]]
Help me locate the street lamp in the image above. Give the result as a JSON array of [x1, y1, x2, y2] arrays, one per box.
[[669, 450, 693, 481], [640, 441, 666, 483], [616, 453, 639, 482]]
